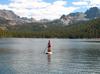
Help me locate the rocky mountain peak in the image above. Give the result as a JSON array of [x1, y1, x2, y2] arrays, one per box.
[[0, 9, 36, 25], [85, 7, 100, 19], [60, 7, 100, 25], [0, 9, 19, 20]]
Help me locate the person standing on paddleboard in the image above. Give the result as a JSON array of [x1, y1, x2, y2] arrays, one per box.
[[48, 40, 51, 52]]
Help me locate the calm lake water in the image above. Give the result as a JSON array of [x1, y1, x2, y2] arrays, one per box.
[[0, 38, 100, 74]]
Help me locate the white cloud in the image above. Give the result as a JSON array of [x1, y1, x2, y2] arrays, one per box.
[[53, 0, 67, 6], [87, 0, 100, 7], [73, 0, 100, 7], [0, 0, 78, 20], [72, 1, 88, 6]]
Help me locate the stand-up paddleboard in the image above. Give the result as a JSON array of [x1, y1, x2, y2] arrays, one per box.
[[46, 40, 52, 54], [46, 52, 52, 54]]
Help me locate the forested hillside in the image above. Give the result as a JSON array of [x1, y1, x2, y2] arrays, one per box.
[[0, 18, 100, 38]]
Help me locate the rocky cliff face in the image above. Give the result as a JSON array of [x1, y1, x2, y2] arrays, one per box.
[[0, 10, 20, 20], [60, 7, 100, 25], [60, 12, 88, 25], [85, 7, 100, 19], [0, 9, 36, 25]]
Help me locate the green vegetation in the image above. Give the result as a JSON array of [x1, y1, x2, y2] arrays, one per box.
[[0, 18, 100, 38]]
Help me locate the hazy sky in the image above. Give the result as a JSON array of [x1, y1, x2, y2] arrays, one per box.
[[0, 0, 100, 20]]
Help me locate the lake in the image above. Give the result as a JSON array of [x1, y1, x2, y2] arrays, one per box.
[[0, 38, 100, 74]]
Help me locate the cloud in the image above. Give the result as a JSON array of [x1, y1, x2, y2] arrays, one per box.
[[87, 0, 100, 7], [72, 1, 88, 6], [73, 0, 100, 7], [0, 0, 78, 20], [53, 0, 67, 6], [72, 0, 100, 13], [0, 0, 100, 20]]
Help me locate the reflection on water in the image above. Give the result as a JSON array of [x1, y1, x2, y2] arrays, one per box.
[[0, 38, 100, 74], [47, 54, 51, 64]]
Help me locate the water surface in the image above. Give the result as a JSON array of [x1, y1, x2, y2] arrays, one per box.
[[0, 38, 100, 74]]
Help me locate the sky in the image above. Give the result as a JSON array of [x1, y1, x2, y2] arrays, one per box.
[[0, 0, 100, 20]]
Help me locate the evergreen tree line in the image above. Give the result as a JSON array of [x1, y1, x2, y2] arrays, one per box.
[[0, 18, 100, 38]]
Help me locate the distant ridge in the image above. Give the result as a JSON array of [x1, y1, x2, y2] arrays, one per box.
[[0, 9, 36, 25], [0, 7, 100, 26], [60, 7, 100, 25]]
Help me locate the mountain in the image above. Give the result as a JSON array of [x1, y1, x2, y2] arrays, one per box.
[[0, 10, 19, 20], [85, 7, 100, 19], [0, 9, 36, 25], [39, 19, 50, 22], [60, 12, 88, 25], [60, 7, 100, 25], [21, 17, 36, 23], [0, 7, 100, 26]]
